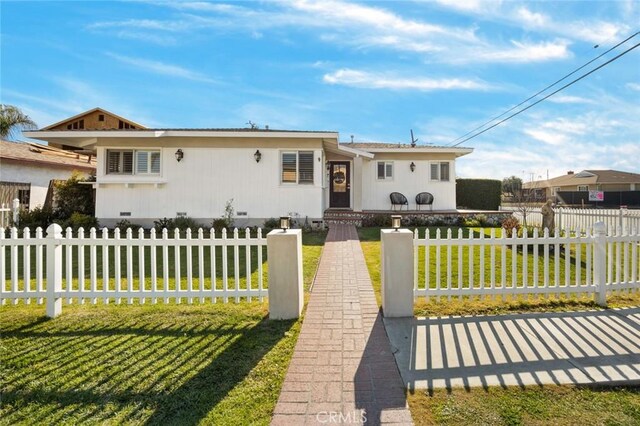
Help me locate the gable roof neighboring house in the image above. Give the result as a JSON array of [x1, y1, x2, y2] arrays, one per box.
[[42, 107, 146, 131], [25, 109, 474, 226]]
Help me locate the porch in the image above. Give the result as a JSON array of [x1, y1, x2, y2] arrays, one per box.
[[323, 208, 511, 226]]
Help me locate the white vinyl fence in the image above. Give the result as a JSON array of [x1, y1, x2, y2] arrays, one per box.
[[0, 225, 295, 317], [0, 200, 19, 228], [412, 225, 639, 302], [502, 206, 640, 233], [378, 223, 640, 317]]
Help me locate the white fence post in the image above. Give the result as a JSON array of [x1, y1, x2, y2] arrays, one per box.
[[593, 221, 607, 307], [12, 198, 20, 226], [46, 224, 63, 318], [381, 229, 414, 317], [267, 229, 303, 320]]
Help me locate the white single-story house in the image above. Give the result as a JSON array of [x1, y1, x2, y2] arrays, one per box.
[[25, 108, 473, 227], [0, 139, 95, 210]]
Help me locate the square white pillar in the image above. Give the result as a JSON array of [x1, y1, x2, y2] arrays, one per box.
[[381, 229, 414, 317], [267, 229, 303, 320]]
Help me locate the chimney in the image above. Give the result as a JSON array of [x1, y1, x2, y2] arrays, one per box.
[[567, 171, 574, 175]]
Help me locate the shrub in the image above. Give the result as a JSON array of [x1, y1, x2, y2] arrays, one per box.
[[17, 206, 57, 230], [463, 218, 481, 227], [211, 218, 229, 233], [501, 216, 521, 238], [173, 216, 201, 232], [114, 219, 141, 233], [263, 218, 280, 231], [154, 217, 174, 231], [361, 214, 391, 227], [456, 178, 502, 210], [60, 212, 99, 232], [54, 171, 95, 217]]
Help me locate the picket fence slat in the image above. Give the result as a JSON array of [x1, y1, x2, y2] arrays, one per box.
[[0, 226, 268, 308]]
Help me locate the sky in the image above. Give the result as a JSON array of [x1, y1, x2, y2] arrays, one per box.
[[1, 0, 639, 181]]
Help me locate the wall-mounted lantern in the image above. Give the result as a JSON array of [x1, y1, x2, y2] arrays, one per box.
[[410, 162, 416, 172], [254, 149, 262, 163], [391, 215, 401, 231], [175, 149, 184, 162]]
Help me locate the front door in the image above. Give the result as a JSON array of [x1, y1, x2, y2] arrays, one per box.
[[330, 162, 350, 208]]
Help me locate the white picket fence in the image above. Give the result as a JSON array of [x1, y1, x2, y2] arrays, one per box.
[[502, 206, 640, 233], [412, 225, 640, 301], [0, 225, 268, 310]]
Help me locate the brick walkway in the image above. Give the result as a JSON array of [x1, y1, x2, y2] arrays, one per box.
[[272, 224, 413, 425]]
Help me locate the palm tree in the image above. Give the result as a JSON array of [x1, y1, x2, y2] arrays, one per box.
[[0, 105, 37, 140]]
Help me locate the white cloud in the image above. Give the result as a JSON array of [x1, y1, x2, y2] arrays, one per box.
[[548, 95, 594, 104], [323, 69, 490, 91], [523, 128, 568, 145], [88, 1, 573, 64], [435, 2, 629, 45], [469, 39, 570, 63], [106, 53, 216, 83], [627, 83, 640, 91]]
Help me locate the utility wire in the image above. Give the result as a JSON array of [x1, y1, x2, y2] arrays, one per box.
[[448, 31, 640, 146], [451, 41, 640, 147]]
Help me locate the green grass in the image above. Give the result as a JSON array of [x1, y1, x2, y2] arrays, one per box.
[[1, 303, 299, 425], [357, 226, 640, 316], [0, 231, 326, 425], [408, 386, 640, 426]]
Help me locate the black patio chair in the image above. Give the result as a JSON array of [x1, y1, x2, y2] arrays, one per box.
[[390, 192, 409, 211], [415, 192, 434, 211]]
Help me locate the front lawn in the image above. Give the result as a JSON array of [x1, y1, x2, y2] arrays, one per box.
[[408, 386, 640, 426], [0, 230, 326, 425], [1, 303, 298, 425]]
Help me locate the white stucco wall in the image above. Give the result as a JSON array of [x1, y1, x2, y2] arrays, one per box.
[[0, 162, 90, 209], [361, 155, 458, 211], [95, 146, 325, 227]]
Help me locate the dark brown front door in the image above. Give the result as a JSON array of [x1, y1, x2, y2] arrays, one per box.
[[330, 162, 350, 208]]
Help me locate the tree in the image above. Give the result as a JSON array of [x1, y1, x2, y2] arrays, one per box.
[[501, 175, 523, 197], [0, 104, 37, 140]]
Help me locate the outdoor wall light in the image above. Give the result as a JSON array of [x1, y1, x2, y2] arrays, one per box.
[[391, 215, 402, 231], [175, 149, 184, 162], [410, 162, 416, 172], [254, 149, 262, 163], [280, 216, 291, 232]]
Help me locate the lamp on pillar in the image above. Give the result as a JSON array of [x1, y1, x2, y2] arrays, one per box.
[[279, 216, 291, 232], [391, 215, 401, 231]]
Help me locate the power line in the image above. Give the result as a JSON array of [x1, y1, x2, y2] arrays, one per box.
[[448, 31, 640, 146], [451, 40, 640, 147]]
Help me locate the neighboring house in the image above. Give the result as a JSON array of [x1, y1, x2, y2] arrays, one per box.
[[0, 139, 96, 210], [25, 108, 473, 227], [524, 170, 640, 197]]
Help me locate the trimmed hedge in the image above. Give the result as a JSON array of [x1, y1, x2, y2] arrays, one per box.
[[456, 178, 501, 210]]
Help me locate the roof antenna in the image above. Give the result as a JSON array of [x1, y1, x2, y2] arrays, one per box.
[[350, 135, 354, 143], [410, 129, 418, 147]]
